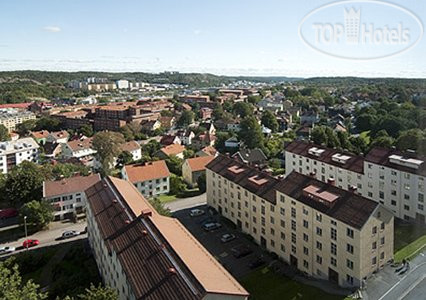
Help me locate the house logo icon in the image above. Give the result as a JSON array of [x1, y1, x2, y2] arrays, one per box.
[[344, 8, 361, 44]]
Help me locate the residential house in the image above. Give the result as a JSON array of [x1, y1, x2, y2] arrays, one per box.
[[61, 137, 97, 167], [120, 141, 142, 161], [122, 160, 170, 198], [158, 116, 176, 130], [47, 130, 70, 144], [160, 135, 182, 146], [155, 144, 186, 159], [43, 142, 62, 159], [196, 145, 218, 157], [177, 130, 195, 146], [31, 130, 50, 145], [199, 107, 213, 120], [232, 148, 268, 166], [182, 156, 215, 187], [225, 137, 241, 149], [43, 174, 100, 220]]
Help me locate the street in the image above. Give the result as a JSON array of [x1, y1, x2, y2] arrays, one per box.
[[0, 220, 87, 257], [165, 193, 207, 212]]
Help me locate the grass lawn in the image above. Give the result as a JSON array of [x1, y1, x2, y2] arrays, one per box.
[[394, 222, 426, 262], [157, 194, 178, 203], [359, 131, 371, 144], [241, 267, 348, 300]]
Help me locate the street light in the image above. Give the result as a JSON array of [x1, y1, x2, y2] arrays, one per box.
[[24, 216, 28, 250]]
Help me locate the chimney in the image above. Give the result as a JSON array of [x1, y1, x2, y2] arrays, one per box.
[[141, 209, 152, 217], [327, 177, 335, 186], [168, 267, 177, 275], [348, 185, 357, 194]]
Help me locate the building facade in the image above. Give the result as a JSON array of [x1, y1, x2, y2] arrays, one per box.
[[285, 141, 426, 224], [0, 137, 39, 173], [0, 109, 36, 132], [206, 155, 394, 288]]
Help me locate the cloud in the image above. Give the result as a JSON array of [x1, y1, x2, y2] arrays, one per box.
[[193, 29, 202, 35], [43, 26, 61, 33]]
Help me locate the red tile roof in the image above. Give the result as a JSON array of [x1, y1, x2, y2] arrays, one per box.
[[43, 174, 100, 198], [67, 137, 94, 152], [186, 156, 215, 172], [124, 160, 170, 183], [160, 144, 185, 156], [31, 130, 50, 139]]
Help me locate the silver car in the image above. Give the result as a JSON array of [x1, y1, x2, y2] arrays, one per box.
[[0, 246, 16, 255]]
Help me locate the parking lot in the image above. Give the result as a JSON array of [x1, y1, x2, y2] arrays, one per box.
[[173, 204, 272, 279]]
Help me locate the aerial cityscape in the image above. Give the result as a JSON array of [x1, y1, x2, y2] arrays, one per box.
[[0, 1, 425, 300]]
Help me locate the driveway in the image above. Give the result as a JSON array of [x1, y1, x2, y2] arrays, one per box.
[[0, 220, 87, 257], [362, 249, 426, 300], [165, 193, 207, 212]]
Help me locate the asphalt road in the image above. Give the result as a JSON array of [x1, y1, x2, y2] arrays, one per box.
[[165, 193, 207, 212], [0, 221, 87, 257]]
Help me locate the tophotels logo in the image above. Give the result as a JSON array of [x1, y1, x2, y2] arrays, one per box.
[[299, 0, 423, 60]]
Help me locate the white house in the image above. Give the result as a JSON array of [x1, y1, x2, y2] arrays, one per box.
[[0, 137, 39, 174]]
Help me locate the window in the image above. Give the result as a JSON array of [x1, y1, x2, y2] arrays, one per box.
[[281, 244, 286, 252], [347, 228, 354, 238], [303, 260, 309, 268], [280, 220, 285, 228], [291, 207, 296, 218], [316, 213, 322, 222], [280, 207, 285, 215], [381, 237, 385, 245], [270, 216, 275, 224], [281, 232, 285, 240], [280, 195, 285, 203], [316, 255, 322, 264], [404, 205, 410, 211], [331, 220, 337, 226], [419, 193, 425, 202], [346, 259, 354, 270], [372, 226, 377, 235], [372, 257, 377, 265], [261, 217, 265, 226], [346, 275, 354, 285], [303, 208, 308, 215], [331, 257, 337, 267], [271, 240, 275, 247], [291, 220, 296, 231], [316, 227, 322, 236], [380, 222, 385, 230], [303, 220, 309, 228], [419, 204, 424, 210], [261, 206, 265, 215], [291, 233, 296, 243], [372, 241, 377, 250], [331, 228, 337, 240], [270, 228, 275, 236], [303, 233, 309, 242], [331, 243, 337, 255], [316, 241, 322, 250], [291, 245, 296, 254], [379, 191, 384, 199], [303, 247, 309, 255], [347, 244, 354, 254]]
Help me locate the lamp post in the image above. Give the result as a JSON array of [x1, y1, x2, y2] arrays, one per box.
[[24, 216, 28, 250]]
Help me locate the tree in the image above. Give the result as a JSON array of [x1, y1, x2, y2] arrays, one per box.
[[247, 95, 261, 105], [197, 173, 206, 193], [1, 161, 45, 207], [311, 126, 327, 145], [233, 102, 253, 118], [0, 124, 10, 141], [165, 155, 183, 176], [169, 174, 186, 195], [77, 283, 118, 300], [35, 117, 62, 132], [396, 129, 426, 154], [238, 116, 264, 149], [117, 151, 133, 166], [183, 149, 195, 159], [261, 111, 279, 132], [355, 114, 377, 132], [0, 258, 47, 300], [177, 111, 194, 127], [370, 130, 394, 149], [142, 140, 161, 157], [16, 119, 37, 136], [20, 200, 54, 229], [214, 131, 232, 153], [149, 198, 171, 217], [349, 136, 368, 155], [78, 125, 94, 137], [92, 132, 125, 175]]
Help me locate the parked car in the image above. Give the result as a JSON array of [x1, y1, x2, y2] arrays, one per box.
[[0, 208, 18, 219], [189, 209, 205, 217], [198, 216, 215, 225], [0, 246, 15, 255], [220, 233, 236, 243], [231, 245, 253, 258], [61, 230, 79, 239], [22, 239, 39, 248], [202, 222, 222, 231], [248, 256, 266, 269]]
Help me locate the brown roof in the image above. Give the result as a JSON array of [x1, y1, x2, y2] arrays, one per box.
[[56, 110, 88, 118], [158, 116, 175, 128], [160, 144, 185, 156], [285, 140, 364, 174], [43, 174, 100, 198], [120, 141, 140, 153], [199, 146, 217, 156], [365, 147, 426, 176], [276, 172, 379, 229], [124, 160, 170, 183], [85, 176, 248, 299], [49, 130, 69, 139], [67, 137, 94, 152], [160, 135, 180, 146], [31, 130, 50, 139], [186, 156, 215, 172]]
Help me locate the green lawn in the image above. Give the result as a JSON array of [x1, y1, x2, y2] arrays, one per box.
[[241, 267, 349, 300], [394, 222, 426, 262], [157, 194, 178, 203]]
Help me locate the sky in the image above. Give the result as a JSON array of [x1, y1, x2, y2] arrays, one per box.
[[0, 0, 424, 78]]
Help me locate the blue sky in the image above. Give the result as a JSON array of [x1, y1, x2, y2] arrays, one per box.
[[0, 0, 424, 78]]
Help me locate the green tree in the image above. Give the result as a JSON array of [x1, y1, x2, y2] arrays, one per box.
[[20, 200, 54, 229], [238, 116, 264, 149], [261, 110, 279, 132], [214, 131, 232, 153], [35, 117, 62, 132], [16, 119, 37, 136], [92, 132, 125, 175], [197, 173, 206, 193], [396, 129, 426, 154], [247, 95, 261, 105], [177, 111, 194, 127], [78, 125, 94, 137], [370, 130, 395, 149], [349, 136, 368, 155], [183, 149, 195, 159], [1, 161, 45, 207], [117, 151, 133, 166], [165, 155, 183, 176], [233, 102, 253, 118], [311, 126, 327, 145], [142, 140, 161, 157], [355, 114, 377, 132], [169, 174, 186, 195], [149, 198, 172, 216], [0, 258, 47, 300], [0, 124, 10, 141], [77, 283, 118, 300]]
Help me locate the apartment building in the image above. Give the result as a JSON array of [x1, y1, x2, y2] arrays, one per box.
[[122, 160, 170, 198], [61, 137, 97, 166], [285, 141, 426, 224], [0, 109, 36, 132], [0, 137, 39, 174], [206, 155, 394, 288], [85, 176, 249, 300], [43, 174, 100, 220]]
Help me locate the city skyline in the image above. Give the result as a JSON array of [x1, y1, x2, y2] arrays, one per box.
[[0, 0, 424, 78]]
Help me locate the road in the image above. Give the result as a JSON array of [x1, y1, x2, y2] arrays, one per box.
[[165, 193, 207, 212], [0, 221, 87, 256]]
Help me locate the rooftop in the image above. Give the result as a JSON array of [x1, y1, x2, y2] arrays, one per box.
[[120, 140, 140, 153], [124, 160, 170, 183], [186, 156, 215, 172], [43, 173, 100, 198], [159, 144, 186, 156]]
